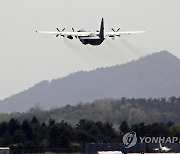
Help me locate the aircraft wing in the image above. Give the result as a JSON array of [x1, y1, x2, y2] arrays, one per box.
[[36, 31, 91, 37], [104, 31, 145, 37]]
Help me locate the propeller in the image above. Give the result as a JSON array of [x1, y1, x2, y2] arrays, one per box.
[[56, 28, 65, 37], [111, 28, 120, 32], [72, 28, 77, 38], [111, 28, 121, 38]]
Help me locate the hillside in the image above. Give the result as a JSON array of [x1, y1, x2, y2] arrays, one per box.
[[1, 97, 180, 126], [0, 50, 180, 113]]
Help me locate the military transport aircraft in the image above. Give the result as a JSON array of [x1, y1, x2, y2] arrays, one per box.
[[36, 18, 145, 46]]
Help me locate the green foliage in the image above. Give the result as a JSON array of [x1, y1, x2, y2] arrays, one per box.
[[13, 130, 26, 145], [0, 97, 180, 151], [0, 117, 179, 152], [0, 122, 8, 137], [0, 97, 180, 126], [8, 118, 20, 136], [22, 120, 33, 140], [119, 120, 129, 134], [45, 97, 180, 126], [70, 142, 82, 152], [31, 116, 39, 124], [169, 124, 180, 136]]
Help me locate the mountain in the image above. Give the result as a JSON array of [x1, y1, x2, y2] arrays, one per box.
[[0, 50, 180, 113]]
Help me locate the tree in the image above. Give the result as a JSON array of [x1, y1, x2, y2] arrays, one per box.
[[48, 118, 55, 126], [2, 131, 12, 146], [13, 130, 26, 144], [166, 121, 174, 128], [31, 116, 39, 124], [146, 123, 169, 137], [21, 120, 33, 140], [119, 120, 129, 134], [0, 122, 8, 137], [131, 122, 146, 137], [8, 118, 20, 136], [169, 124, 180, 137], [49, 125, 59, 148]]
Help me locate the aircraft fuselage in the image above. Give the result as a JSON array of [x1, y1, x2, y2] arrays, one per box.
[[79, 38, 104, 45]]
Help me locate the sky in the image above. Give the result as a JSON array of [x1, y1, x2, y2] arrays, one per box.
[[0, 0, 180, 100]]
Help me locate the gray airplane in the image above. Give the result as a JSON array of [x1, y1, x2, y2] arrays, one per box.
[[36, 18, 145, 46]]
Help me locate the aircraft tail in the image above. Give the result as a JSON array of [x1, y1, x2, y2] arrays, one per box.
[[99, 18, 104, 39]]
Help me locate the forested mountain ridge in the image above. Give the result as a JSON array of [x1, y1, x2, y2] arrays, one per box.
[[0, 50, 180, 113], [0, 97, 180, 126]]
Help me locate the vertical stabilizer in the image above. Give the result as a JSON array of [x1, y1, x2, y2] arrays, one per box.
[[99, 18, 104, 39]]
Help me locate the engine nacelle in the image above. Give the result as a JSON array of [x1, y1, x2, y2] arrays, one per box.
[[109, 35, 115, 38], [67, 35, 73, 40]]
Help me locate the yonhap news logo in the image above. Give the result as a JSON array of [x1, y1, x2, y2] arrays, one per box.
[[123, 131, 180, 148], [123, 131, 137, 148]]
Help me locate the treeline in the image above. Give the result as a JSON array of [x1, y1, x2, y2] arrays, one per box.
[[0, 97, 180, 126], [0, 117, 180, 151]]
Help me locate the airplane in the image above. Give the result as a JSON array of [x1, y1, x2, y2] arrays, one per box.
[[36, 18, 145, 46], [154, 143, 171, 152]]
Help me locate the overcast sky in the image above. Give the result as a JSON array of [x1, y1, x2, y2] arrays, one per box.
[[0, 0, 180, 99]]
